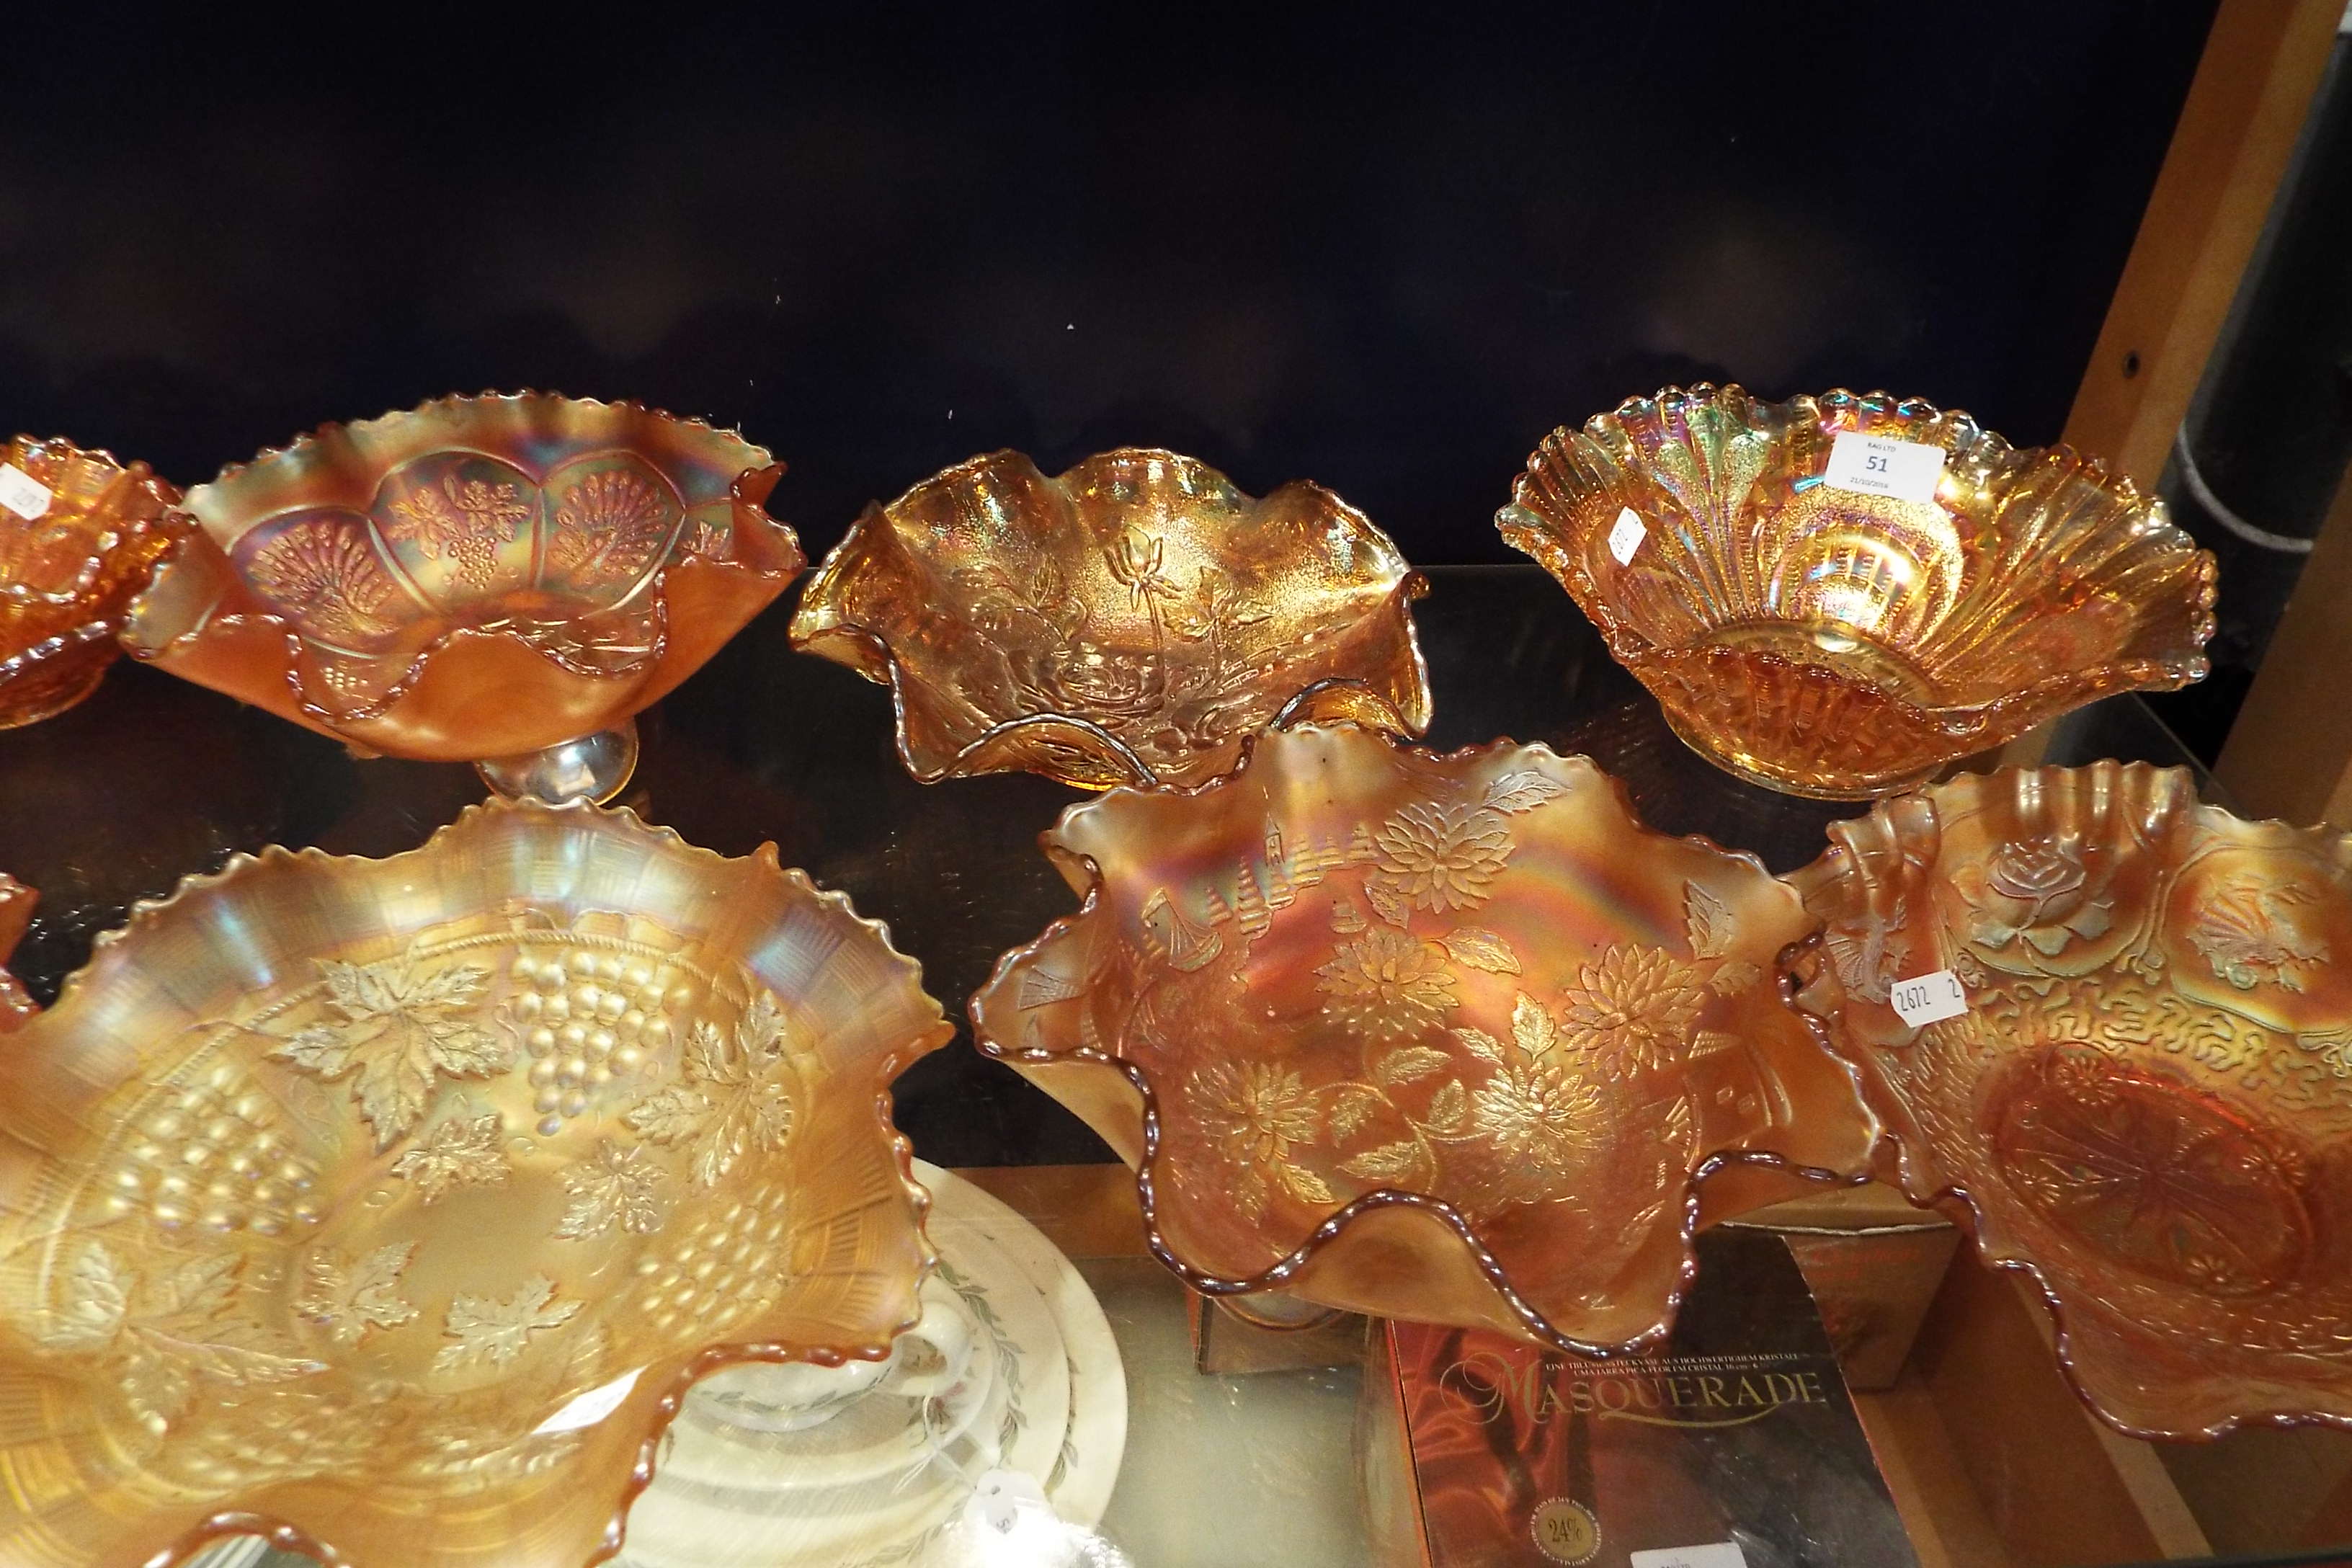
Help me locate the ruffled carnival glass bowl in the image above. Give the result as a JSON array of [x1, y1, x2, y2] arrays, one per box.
[[1496, 385, 2217, 800], [1786, 762, 2352, 1438], [0, 435, 183, 729], [0, 802, 953, 1568], [123, 393, 805, 803], [788, 447, 1433, 790], [971, 721, 1877, 1351]]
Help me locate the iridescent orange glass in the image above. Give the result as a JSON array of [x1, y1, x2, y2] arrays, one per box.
[[972, 722, 1876, 1351], [1497, 385, 2217, 799], [0, 874, 32, 1031], [790, 448, 1433, 789], [1788, 763, 2352, 1438], [0, 435, 182, 728], [123, 393, 804, 802], [0, 802, 952, 1567]]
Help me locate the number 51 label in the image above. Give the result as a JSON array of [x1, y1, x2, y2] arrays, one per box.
[[1823, 431, 1945, 504], [1889, 968, 1968, 1028]]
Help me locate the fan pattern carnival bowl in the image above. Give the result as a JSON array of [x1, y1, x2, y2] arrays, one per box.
[[123, 393, 805, 803], [1787, 762, 2352, 1438], [971, 722, 1876, 1351], [1497, 385, 2217, 799], [0, 435, 183, 729], [789, 448, 1433, 790], [0, 802, 952, 1568]]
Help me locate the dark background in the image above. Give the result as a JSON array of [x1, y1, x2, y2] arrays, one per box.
[[0, 4, 2219, 566]]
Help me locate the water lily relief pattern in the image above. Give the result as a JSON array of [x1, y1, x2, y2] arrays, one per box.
[[979, 725, 1874, 1347], [1791, 763, 2352, 1437]]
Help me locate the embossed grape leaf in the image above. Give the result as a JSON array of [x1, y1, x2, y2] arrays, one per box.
[[1438, 927, 1522, 974], [391, 1111, 511, 1203], [1375, 1046, 1451, 1085], [1363, 876, 1412, 931], [1709, 959, 1763, 996], [434, 1275, 581, 1373], [273, 954, 512, 1149], [1329, 1083, 1387, 1140], [1451, 1025, 1507, 1065], [555, 1142, 668, 1240], [1340, 1140, 1422, 1182], [1684, 881, 1735, 959], [625, 994, 798, 1187], [1425, 1079, 1468, 1133], [1481, 770, 1567, 815], [1278, 1163, 1337, 1206], [295, 1241, 419, 1346], [43, 1240, 130, 1350]]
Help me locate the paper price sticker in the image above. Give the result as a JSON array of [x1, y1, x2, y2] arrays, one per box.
[[963, 1468, 1052, 1536], [1889, 968, 1969, 1028], [0, 463, 53, 520], [1822, 431, 1945, 505], [1629, 1545, 1747, 1568], [1607, 506, 1647, 566]]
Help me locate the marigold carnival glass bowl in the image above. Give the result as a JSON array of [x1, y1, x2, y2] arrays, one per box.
[[1786, 761, 2352, 1438], [1496, 384, 2217, 800], [970, 721, 1877, 1351], [122, 393, 805, 804], [788, 447, 1433, 790], [0, 435, 183, 729], [0, 801, 953, 1568]]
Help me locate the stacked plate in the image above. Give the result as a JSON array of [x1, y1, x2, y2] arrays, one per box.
[[620, 1162, 1127, 1567]]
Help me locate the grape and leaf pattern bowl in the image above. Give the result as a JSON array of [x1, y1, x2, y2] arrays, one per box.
[[788, 448, 1433, 790], [0, 802, 952, 1568], [0, 435, 183, 729], [971, 721, 1876, 1351], [1497, 384, 2217, 800], [123, 393, 805, 803], [1786, 762, 2352, 1438]]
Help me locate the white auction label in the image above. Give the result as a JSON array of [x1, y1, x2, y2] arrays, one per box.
[[1822, 431, 1945, 504], [1889, 967, 1969, 1028], [0, 463, 53, 520], [1607, 506, 1647, 565], [963, 1467, 1053, 1535], [1629, 1544, 1747, 1568]]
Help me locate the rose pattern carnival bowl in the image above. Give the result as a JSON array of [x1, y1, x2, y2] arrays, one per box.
[[1787, 762, 2352, 1438], [971, 721, 1876, 1351], [1496, 384, 2217, 799], [0, 435, 183, 729], [0, 802, 953, 1568], [789, 447, 1433, 790], [123, 393, 805, 803]]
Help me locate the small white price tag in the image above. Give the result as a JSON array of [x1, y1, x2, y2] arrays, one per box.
[[1607, 506, 1647, 565], [1630, 1544, 1748, 1568], [963, 1467, 1053, 1536], [1889, 968, 1969, 1028], [1822, 431, 1946, 504], [0, 463, 53, 520]]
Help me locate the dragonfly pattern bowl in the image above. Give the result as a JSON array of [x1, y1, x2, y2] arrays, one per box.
[[1497, 385, 2217, 799], [790, 448, 1432, 790], [123, 393, 805, 802], [0, 435, 182, 729], [972, 721, 1876, 1351], [1787, 762, 2352, 1437], [0, 802, 951, 1567]]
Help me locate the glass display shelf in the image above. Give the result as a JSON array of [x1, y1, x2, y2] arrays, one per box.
[[4, 564, 2332, 1568]]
